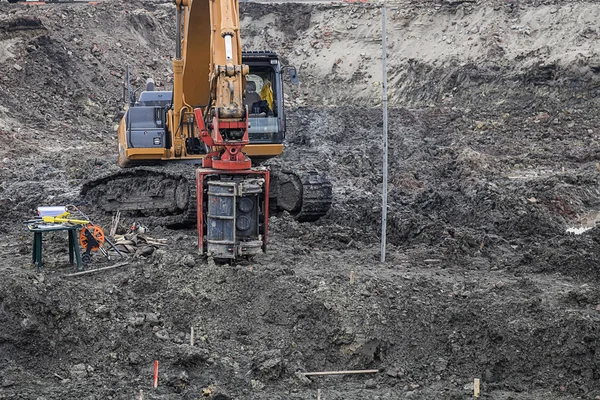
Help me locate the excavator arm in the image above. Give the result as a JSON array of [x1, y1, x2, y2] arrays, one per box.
[[171, 0, 249, 161], [178, 0, 245, 112]]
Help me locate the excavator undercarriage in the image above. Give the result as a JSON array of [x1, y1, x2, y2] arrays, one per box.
[[81, 165, 332, 228]]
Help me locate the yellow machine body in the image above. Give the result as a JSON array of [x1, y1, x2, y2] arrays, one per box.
[[117, 0, 284, 168]]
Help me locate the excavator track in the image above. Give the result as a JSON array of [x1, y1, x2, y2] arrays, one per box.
[[269, 168, 332, 222], [81, 165, 197, 228], [82, 165, 331, 227]]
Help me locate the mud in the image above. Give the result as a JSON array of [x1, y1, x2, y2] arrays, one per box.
[[0, 1, 599, 399]]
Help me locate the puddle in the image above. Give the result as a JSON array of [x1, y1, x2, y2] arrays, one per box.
[[566, 211, 600, 235]]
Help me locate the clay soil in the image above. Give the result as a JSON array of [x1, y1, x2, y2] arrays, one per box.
[[1, 1, 600, 399]]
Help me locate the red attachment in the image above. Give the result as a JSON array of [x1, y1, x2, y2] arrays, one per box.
[[193, 108, 212, 147], [197, 168, 270, 255], [194, 107, 251, 170]]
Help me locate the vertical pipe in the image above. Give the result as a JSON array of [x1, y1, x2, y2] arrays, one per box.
[[175, 6, 181, 59], [224, 35, 233, 60], [380, 2, 388, 263]]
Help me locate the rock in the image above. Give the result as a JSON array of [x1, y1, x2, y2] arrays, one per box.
[[294, 372, 312, 385], [20, 317, 36, 331], [155, 329, 170, 340], [175, 345, 210, 366], [356, 339, 380, 362], [484, 368, 494, 382], [386, 368, 398, 378], [251, 379, 265, 390], [167, 371, 189, 393], [1, 378, 15, 388], [434, 358, 448, 372], [136, 245, 155, 257], [365, 378, 377, 389], [128, 352, 141, 365], [212, 393, 233, 400], [69, 363, 87, 379], [13, 64, 22, 71], [181, 254, 195, 268], [90, 43, 101, 55], [145, 312, 160, 325], [252, 349, 284, 380]]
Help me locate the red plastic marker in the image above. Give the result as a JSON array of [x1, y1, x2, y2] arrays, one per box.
[[153, 360, 159, 389]]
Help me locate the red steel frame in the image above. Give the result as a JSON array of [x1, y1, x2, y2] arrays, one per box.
[[193, 108, 252, 170], [196, 168, 270, 255]]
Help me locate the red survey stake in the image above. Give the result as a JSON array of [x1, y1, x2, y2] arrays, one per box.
[[153, 360, 159, 389]]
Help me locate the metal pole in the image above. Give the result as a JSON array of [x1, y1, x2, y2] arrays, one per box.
[[175, 6, 182, 59], [380, 1, 388, 263]]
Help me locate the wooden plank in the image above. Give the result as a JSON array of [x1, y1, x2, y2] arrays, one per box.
[[64, 261, 129, 277], [300, 369, 380, 377]]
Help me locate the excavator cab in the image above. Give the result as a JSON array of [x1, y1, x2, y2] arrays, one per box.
[[242, 51, 296, 161], [120, 51, 293, 164]]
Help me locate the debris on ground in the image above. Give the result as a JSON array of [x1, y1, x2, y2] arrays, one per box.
[[111, 233, 167, 258]]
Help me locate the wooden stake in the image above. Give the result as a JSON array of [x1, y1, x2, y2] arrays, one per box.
[[190, 327, 194, 346], [64, 261, 129, 277], [317, 388, 321, 400], [139, 389, 143, 400], [562, 167, 565, 173], [350, 271, 355, 285], [110, 211, 121, 237], [300, 369, 379, 377], [474, 378, 480, 398], [596, 162, 600, 172], [153, 361, 159, 389]]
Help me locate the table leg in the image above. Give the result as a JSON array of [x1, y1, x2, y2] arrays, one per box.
[[32, 234, 37, 264], [68, 230, 75, 265], [73, 233, 82, 271], [35, 232, 42, 272]]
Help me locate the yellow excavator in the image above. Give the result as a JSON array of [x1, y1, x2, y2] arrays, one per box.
[[81, 0, 332, 258]]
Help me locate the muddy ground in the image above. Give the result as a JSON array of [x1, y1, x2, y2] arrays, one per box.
[[1, 0, 600, 399]]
